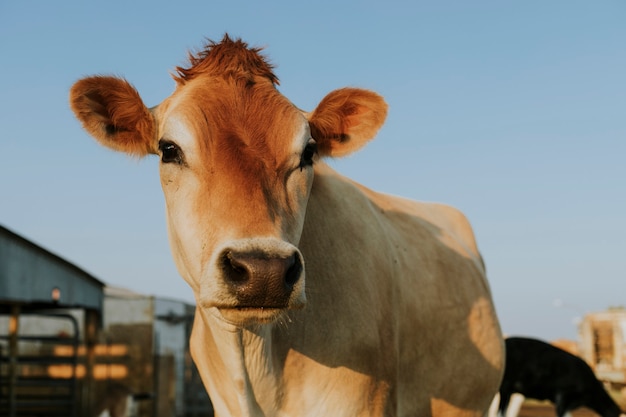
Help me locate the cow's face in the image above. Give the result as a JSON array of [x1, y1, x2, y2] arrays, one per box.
[[69, 37, 387, 326], [153, 76, 314, 324]]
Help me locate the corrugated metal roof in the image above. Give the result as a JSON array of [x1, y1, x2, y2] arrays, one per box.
[[0, 224, 104, 312]]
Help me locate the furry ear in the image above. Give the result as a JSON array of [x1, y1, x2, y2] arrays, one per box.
[[69, 76, 156, 156], [307, 88, 387, 158]]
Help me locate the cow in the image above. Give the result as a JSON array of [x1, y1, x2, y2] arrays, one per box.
[[93, 383, 152, 417], [69, 34, 504, 417], [493, 336, 625, 417]]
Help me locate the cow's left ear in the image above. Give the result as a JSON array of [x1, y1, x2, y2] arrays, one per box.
[[307, 88, 388, 158]]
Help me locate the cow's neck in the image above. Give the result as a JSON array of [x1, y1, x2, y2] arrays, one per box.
[[197, 308, 283, 416]]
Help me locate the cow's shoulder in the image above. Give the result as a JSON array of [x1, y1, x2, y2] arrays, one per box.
[[310, 163, 484, 268], [369, 190, 482, 262], [424, 202, 481, 258]]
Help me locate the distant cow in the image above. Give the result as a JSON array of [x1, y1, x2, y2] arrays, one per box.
[[70, 35, 504, 416], [93, 384, 152, 417], [494, 336, 625, 417]]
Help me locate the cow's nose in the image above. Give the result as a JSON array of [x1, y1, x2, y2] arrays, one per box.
[[221, 250, 302, 307]]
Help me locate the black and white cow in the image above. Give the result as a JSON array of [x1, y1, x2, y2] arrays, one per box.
[[492, 336, 624, 417]]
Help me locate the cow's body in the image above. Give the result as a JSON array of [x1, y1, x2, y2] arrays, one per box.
[[190, 163, 502, 416], [70, 35, 504, 417], [496, 337, 624, 417]]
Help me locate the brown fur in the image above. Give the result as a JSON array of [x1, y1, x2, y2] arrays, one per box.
[[309, 88, 389, 157], [163, 77, 305, 236], [174, 34, 278, 86], [69, 76, 156, 156]]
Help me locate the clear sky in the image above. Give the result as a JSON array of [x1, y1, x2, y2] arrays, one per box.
[[1, 1, 624, 342]]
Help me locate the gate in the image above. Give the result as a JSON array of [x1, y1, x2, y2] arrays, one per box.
[[0, 309, 80, 417]]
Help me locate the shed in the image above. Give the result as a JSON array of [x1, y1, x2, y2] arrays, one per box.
[[0, 225, 103, 311], [0, 224, 105, 417], [579, 307, 626, 389]]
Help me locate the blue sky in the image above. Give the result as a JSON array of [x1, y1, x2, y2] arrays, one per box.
[[1, 1, 624, 341]]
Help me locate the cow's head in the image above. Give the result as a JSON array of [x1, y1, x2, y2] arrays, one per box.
[[70, 35, 387, 326]]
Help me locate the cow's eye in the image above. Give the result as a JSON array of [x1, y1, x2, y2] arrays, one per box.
[[158, 140, 184, 164], [299, 139, 317, 170]]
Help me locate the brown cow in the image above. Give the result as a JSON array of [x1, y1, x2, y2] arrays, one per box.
[[70, 35, 504, 417]]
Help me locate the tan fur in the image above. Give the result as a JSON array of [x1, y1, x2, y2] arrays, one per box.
[[70, 35, 504, 417]]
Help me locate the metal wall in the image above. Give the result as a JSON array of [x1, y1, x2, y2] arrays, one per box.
[[0, 225, 104, 416], [0, 225, 103, 311]]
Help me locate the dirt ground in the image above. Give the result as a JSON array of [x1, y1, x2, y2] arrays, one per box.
[[519, 403, 597, 417], [518, 394, 626, 417]]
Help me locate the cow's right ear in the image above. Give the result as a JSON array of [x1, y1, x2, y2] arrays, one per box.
[[69, 76, 157, 157]]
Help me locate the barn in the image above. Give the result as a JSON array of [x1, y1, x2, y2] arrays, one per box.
[[0, 225, 213, 417], [0, 224, 104, 416]]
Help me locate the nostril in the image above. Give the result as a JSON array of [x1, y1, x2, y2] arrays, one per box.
[[222, 251, 251, 284], [284, 253, 302, 287]]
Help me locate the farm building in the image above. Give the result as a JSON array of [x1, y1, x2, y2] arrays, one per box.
[[99, 286, 212, 417], [0, 224, 104, 416], [0, 224, 213, 416], [579, 307, 626, 389]]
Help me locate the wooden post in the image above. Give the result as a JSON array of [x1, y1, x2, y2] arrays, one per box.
[[81, 309, 99, 417]]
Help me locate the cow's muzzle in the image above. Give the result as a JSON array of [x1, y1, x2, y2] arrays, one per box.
[[220, 248, 303, 308]]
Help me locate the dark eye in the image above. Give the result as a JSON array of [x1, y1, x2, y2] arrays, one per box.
[[299, 138, 317, 170], [158, 139, 184, 165]]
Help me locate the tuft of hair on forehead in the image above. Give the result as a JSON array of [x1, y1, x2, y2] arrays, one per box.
[[173, 34, 279, 86]]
